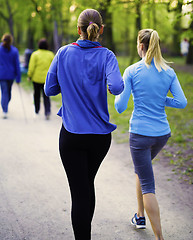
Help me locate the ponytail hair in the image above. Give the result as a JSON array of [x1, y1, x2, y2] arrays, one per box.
[[1, 33, 13, 51], [138, 29, 169, 72], [78, 9, 103, 41], [87, 23, 99, 41]]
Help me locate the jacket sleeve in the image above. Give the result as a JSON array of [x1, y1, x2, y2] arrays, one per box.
[[44, 53, 61, 96], [15, 48, 21, 83], [114, 68, 131, 114], [165, 75, 187, 109], [27, 52, 36, 79], [106, 51, 124, 95]]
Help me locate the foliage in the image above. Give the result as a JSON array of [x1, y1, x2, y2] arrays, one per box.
[[0, 0, 192, 56]]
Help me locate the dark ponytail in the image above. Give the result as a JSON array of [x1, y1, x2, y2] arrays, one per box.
[[1, 33, 13, 51], [78, 9, 103, 41]]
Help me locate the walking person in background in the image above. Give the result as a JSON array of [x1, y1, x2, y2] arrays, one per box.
[[28, 38, 54, 120], [45, 9, 124, 240], [180, 38, 189, 56], [0, 33, 21, 119], [115, 29, 187, 240]]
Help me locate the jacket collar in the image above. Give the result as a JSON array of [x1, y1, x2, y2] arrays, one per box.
[[76, 40, 102, 48]]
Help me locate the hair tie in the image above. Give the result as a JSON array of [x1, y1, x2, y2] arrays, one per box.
[[89, 22, 93, 25]]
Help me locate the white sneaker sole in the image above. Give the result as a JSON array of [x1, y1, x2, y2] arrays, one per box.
[[136, 225, 146, 229]]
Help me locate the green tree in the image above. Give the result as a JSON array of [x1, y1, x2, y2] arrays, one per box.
[[98, 0, 115, 51], [0, 0, 17, 38], [167, 0, 184, 55], [0, 0, 191, 60], [51, 0, 72, 52], [186, 15, 193, 64]]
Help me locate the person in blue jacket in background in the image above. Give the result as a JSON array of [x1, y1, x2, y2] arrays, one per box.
[[0, 33, 21, 119], [115, 29, 187, 240], [44, 9, 124, 240]]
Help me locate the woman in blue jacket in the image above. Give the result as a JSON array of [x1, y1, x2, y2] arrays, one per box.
[[115, 29, 187, 240], [45, 9, 124, 240], [0, 33, 21, 119]]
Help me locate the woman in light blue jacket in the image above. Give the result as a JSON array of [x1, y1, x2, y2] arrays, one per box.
[[115, 29, 187, 240]]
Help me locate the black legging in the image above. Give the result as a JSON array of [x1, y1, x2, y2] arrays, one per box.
[[59, 125, 111, 240], [32, 82, 50, 115]]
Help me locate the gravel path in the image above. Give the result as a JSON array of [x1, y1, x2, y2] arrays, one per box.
[[0, 84, 192, 240]]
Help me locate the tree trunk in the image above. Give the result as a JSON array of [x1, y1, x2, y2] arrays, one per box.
[[53, 20, 60, 53], [172, 1, 183, 55], [136, 0, 141, 30], [100, 0, 115, 52], [129, 0, 141, 65], [8, 14, 14, 37], [186, 21, 193, 64], [152, 0, 156, 29], [26, 18, 35, 49], [123, 7, 130, 56], [5, 0, 14, 38]]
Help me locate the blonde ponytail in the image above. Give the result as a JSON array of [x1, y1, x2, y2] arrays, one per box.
[[138, 29, 169, 72], [87, 23, 99, 41]]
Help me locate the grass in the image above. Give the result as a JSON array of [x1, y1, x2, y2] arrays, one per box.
[[161, 70, 193, 184], [20, 73, 31, 91], [21, 55, 193, 183]]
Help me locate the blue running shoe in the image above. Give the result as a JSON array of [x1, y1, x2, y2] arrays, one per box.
[[131, 213, 146, 229]]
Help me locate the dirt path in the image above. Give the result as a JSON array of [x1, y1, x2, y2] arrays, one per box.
[[0, 84, 192, 240]]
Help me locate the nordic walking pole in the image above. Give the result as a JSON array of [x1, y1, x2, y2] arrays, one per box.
[[17, 83, 28, 123]]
